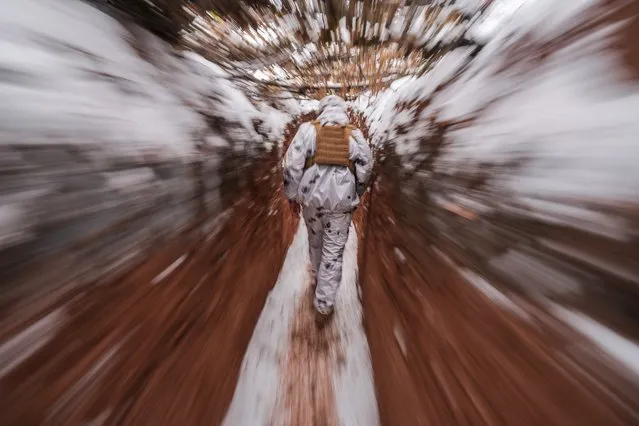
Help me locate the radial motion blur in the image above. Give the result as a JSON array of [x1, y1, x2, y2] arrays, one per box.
[[1, 0, 639, 425]]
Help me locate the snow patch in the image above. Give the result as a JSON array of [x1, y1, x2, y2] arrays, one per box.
[[150, 254, 187, 285], [393, 247, 407, 264], [0, 204, 30, 248], [0, 0, 299, 158], [459, 268, 530, 319], [105, 168, 156, 190], [0, 308, 66, 378], [551, 304, 639, 377], [490, 249, 583, 296]]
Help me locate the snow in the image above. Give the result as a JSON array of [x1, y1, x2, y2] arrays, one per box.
[[551, 304, 639, 377], [205, 135, 230, 148], [49, 344, 121, 419], [459, 268, 531, 319], [223, 221, 378, 425], [538, 239, 639, 284], [339, 17, 352, 45], [449, 194, 494, 214], [0, 308, 66, 378], [361, 48, 473, 149], [431, 245, 456, 267], [105, 168, 156, 191], [361, 0, 639, 205], [468, 0, 529, 41], [0, 0, 300, 158], [257, 103, 294, 144], [299, 99, 320, 114], [437, 41, 639, 200], [150, 255, 188, 285], [0, 0, 194, 157], [393, 247, 407, 264], [0, 204, 30, 248], [524, 0, 595, 39], [489, 249, 583, 296], [455, 0, 489, 15], [517, 197, 628, 240]]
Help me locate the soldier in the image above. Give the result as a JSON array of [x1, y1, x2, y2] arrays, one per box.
[[283, 95, 373, 321]]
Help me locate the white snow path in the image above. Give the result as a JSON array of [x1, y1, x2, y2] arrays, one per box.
[[222, 220, 379, 426]]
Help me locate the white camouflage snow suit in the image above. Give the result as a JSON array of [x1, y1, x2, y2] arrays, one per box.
[[283, 95, 373, 313]]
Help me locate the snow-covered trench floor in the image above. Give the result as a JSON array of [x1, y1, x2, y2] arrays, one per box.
[[223, 220, 379, 425]]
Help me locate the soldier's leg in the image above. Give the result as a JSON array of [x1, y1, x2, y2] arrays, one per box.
[[314, 211, 352, 313], [303, 207, 323, 283]]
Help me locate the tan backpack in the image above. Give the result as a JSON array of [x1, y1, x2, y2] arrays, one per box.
[[304, 120, 356, 174]]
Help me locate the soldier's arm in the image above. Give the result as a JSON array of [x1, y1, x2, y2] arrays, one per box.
[[350, 128, 373, 195], [283, 122, 314, 200]]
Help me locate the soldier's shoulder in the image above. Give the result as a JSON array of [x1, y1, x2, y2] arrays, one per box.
[[298, 121, 318, 133]]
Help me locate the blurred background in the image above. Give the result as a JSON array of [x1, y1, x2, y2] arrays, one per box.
[[1, 0, 638, 425]]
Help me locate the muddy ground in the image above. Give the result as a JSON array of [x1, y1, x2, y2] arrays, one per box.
[[0, 150, 299, 426], [357, 169, 639, 426]]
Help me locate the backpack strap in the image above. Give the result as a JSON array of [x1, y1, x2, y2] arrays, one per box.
[[344, 125, 356, 175], [304, 120, 322, 169]]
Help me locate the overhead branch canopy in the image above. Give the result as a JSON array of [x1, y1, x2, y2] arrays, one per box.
[[105, 0, 494, 96]]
